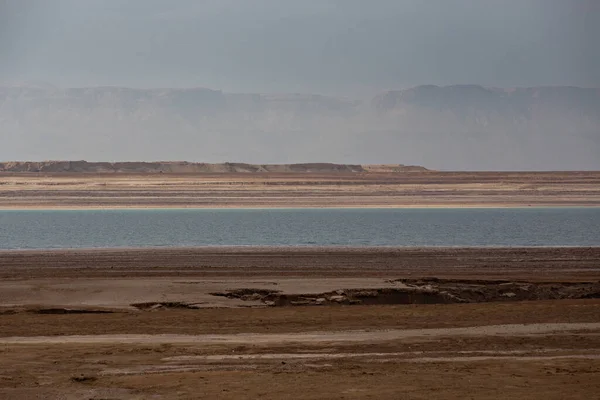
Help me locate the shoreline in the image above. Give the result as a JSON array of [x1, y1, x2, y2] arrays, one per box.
[[2, 246, 598, 279], [2, 204, 600, 211], [2, 244, 600, 253]]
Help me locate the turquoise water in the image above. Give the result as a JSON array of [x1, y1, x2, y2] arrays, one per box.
[[0, 208, 598, 249]]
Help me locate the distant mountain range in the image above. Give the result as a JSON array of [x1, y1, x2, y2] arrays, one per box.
[[1, 84, 598, 170], [0, 160, 428, 173]]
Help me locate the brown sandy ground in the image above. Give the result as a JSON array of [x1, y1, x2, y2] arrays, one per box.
[[1, 304, 600, 400], [1, 171, 600, 208], [1, 247, 599, 399]]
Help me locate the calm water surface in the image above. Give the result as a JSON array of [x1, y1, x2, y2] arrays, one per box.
[[0, 208, 598, 249]]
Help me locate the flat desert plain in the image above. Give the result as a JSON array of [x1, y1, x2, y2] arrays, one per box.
[[1, 247, 599, 399], [0, 170, 600, 208]]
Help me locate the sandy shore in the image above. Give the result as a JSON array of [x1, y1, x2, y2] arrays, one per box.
[[1, 247, 599, 399], [1, 171, 600, 208], [1, 247, 599, 310]]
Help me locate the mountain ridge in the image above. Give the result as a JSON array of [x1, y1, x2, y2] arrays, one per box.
[[0, 161, 430, 174], [1, 84, 598, 170]]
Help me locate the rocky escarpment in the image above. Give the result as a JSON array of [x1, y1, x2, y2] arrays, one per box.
[[0, 161, 428, 173]]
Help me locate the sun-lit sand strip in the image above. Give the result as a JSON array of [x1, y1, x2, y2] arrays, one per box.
[[1, 171, 600, 208], [2, 323, 599, 344]]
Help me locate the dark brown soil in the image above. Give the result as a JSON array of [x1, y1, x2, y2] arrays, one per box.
[[1, 247, 599, 281]]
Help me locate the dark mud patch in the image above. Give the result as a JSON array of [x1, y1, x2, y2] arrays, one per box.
[[210, 280, 600, 307], [131, 302, 204, 311], [395, 278, 600, 303], [31, 308, 115, 315], [211, 288, 462, 307], [70, 374, 98, 383], [209, 288, 281, 302], [1, 307, 117, 315]]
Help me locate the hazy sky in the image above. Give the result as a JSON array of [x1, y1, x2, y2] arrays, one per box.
[[1, 0, 599, 95]]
